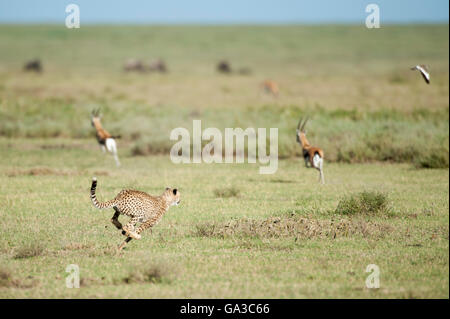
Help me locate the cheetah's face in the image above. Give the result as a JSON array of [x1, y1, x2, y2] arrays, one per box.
[[164, 187, 181, 206]]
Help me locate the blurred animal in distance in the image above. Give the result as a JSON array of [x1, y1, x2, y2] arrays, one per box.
[[261, 80, 279, 97], [123, 59, 145, 72], [217, 60, 232, 73], [148, 58, 167, 73], [23, 59, 42, 73]]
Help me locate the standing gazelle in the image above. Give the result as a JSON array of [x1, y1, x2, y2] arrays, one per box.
[[91, 109, 121, 167], [296, 117, 324, 184], [261, 80, 279, 97]]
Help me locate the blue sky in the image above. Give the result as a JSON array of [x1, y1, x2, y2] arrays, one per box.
[[0, 0, 448, 24]]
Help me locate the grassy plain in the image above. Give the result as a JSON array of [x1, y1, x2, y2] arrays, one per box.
[[0, 24, 448, 298]]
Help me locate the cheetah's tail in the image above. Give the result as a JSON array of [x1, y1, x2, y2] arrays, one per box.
[[90, 177, 115, 210]]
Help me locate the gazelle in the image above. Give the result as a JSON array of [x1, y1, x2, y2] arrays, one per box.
[[262, 80, 279, 97], [296, 116, 324, 184], [91, 109, 121, 167]]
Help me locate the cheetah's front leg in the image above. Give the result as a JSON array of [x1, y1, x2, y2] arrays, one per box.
[[121, 216, 141, 240], [135, 218, 155, 236]]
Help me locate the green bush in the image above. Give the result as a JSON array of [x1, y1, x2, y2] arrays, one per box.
[[415, 149, 449, 169], [334, 191, 391, 216]]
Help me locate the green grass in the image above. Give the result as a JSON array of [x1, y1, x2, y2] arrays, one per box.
[[0, 138, 448, 298], [0, 25, 448, 298], [0, 25, 448, 165]]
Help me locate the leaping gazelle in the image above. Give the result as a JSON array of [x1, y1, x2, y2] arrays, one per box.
[[296, 116, 324, 184], [91, 109, 121, 167]]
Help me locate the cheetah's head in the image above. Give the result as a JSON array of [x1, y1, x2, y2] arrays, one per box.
[[164, 187, 181, 206]]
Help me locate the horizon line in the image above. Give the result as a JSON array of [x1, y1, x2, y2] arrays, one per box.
[[0, 21, 448, 26]]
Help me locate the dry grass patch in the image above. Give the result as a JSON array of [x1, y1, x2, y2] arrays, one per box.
[[62, 242, 94, 251], [6, 167, 109, 177], [214, 187, 240, 198], [14, 243, 45, 259], [0, 268, 38, 288], [194, 215, 394, 240], [119, 263, 172, 285]]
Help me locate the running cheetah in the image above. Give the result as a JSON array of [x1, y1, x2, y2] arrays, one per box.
[[90, 177, 180, 250]]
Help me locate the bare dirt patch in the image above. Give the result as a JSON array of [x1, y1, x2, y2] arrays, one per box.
[[0, 268, 38, 288]]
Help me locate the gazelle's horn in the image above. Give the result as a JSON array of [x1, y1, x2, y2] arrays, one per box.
[[297, 117, 303, 130], [300, 116, 309, 131]]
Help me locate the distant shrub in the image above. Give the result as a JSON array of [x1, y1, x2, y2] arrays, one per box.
[[194, 223, 216, 237], [334, 191, 391, 216], [214, 187, 240, 198], [121, 264, 171, 284], [14, 243, 45, 259], [388, 73, 406, 84], [130, 140, 173, 156], [414, 149, 449, 169]]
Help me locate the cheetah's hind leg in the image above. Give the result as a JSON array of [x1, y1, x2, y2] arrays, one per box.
[[111, 207, 123, 230]]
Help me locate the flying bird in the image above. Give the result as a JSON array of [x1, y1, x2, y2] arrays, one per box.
[[411, 65, 430, 84]]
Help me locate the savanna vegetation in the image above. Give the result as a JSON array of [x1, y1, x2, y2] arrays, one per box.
[[0, 24, 448, 298]]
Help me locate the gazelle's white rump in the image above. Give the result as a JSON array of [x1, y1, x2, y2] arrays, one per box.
[[313, 153, 322, 169], [105, 138, 120, 167]]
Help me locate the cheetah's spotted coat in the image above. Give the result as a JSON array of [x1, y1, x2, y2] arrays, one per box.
[[90, 178, 180, 250]]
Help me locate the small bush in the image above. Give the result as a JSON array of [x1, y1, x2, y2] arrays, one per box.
[[14, 243, 45, 259], [214, 187, 240, 198], [130, 140, 173, 156], [121, 264, 170, 284], [414, 149, 449, 169], [194, 224, 216, 237], [334, 191, 391, 216]]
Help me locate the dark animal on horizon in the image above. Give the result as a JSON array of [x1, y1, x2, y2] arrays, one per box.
[[148, 58, 167, 73], [217, 60, 232, 73], [23, 59, 42, 72], [123, 59, 145, 72]]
